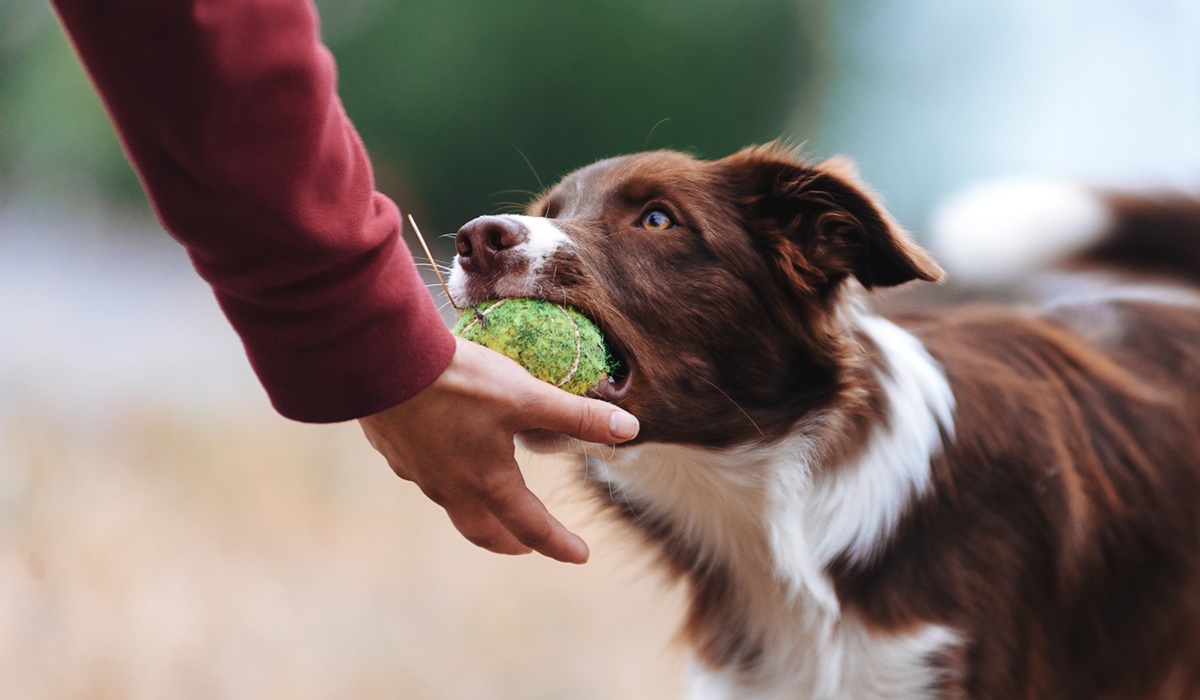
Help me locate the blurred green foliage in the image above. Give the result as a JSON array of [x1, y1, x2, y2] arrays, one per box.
[[0, 1, 145, 206], [320, 0, 824, 237], [1, 0, 825, 242]]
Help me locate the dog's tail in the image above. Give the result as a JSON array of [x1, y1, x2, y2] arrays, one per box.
[[930, 180, 1200, 286]]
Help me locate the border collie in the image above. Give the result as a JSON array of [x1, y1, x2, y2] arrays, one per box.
[[447, 144, 1200, 699]]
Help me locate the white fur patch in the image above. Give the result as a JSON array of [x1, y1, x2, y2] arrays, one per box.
[[447, 215, 573, 302], [804, 310, 956, 567], [766, 309, 954, 613], [505, 214, 575, 269], [587, 308, 958, 700], [930, 179, 1110, 285], [584, 441, 773, 575], [688, 621, 958, 700]]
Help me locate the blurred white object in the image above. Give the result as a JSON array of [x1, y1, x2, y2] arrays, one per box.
[[929, 179, 1110, 285]]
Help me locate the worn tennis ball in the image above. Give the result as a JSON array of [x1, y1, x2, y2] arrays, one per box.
[[452, 299, 614, 395]]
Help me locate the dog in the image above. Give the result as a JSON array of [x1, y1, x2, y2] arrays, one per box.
[[447, 143, 1200, 699]]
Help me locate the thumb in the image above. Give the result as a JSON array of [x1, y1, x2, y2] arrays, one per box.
[[524, 385, 640, 445]]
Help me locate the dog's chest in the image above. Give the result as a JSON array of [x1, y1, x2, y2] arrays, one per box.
[[582, 311, 962, 698], [591, 440, 957, 700]]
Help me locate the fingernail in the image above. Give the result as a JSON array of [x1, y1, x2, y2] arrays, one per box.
[[568, 536, 591, 565], [609, 410, 640, 440]]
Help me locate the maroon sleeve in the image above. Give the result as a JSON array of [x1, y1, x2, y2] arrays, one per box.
[[50, 0, 457, 423]]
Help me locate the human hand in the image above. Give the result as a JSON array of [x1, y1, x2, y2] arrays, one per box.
[[358, 337, 640, 564]]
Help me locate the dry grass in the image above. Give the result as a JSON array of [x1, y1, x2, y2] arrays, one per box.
[[0, 400, 686, 699]]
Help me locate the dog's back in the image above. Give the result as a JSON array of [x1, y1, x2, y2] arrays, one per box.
[[888, 185, 1200, 699]]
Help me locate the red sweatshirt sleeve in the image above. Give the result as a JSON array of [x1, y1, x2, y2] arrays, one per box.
[[50, 0, 457, 423]]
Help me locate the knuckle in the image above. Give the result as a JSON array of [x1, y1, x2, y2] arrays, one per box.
[[579, 403, 599, 437]]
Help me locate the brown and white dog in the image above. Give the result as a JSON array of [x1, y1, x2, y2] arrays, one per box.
[[447, 144, 1200, 699]]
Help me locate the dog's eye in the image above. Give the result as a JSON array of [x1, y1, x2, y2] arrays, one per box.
[[640, 210, 673, 231]]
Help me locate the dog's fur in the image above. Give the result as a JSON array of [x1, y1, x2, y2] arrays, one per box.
[[448, 144, 1200, 699]]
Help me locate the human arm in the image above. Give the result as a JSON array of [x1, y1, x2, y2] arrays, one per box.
[[50, 0, 452, 421], [50, 0, 640, 562]]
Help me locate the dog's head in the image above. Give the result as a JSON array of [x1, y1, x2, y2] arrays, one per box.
[[448, 144, 942, 445]]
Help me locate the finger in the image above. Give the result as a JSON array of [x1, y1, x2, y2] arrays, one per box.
[[444, 501, 534, 556], [482, 476, 590, 564], [522, 387, 640, 445]]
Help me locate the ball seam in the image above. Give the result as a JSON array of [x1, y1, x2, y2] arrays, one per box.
[[553, 304, 584, 389]]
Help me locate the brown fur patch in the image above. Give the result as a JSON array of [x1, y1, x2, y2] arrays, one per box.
[[834, 303, 1200, 699]]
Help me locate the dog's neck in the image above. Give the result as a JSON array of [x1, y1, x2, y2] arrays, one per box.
[[586, 303, 958, 697]]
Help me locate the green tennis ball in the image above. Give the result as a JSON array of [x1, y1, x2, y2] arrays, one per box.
[[452, 299, 614, 395]]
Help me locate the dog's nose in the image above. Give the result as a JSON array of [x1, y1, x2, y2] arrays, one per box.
[[455, 216, 528, 274]]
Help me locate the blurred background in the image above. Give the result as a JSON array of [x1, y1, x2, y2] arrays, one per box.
[[1, 0, 1198, 697]]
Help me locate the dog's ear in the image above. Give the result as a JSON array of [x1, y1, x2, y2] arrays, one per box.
[[717, 145, 943, 293]]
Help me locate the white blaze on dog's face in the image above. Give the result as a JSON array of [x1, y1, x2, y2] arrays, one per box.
[[447, 215, 575, 303], [449, 145, 942, 445]]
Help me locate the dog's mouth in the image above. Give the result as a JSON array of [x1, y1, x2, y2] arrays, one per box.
[[527, 298, 637, 403], [586, 328, 635, 403]]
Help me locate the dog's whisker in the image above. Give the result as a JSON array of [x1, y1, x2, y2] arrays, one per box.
[[642, 117, 671, 150], [491, 187, 541, 199], [697, 376, 764, 438], [494, 201, 529, 214], [580, 445, 638, 522], [512, 145, 544, 193]]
